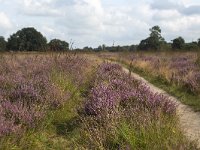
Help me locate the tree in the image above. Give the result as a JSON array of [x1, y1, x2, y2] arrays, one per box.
[[7, 27, 47, 51], [129, 45, 136, 51], [48, 39, 69, 51], [102, 44, 106, 51], [172, 37, 185, 50], [138, 39, 149, 50], [0, 36, 6, 51], [84, 47, 93, 51], [138, 25, 165, 50], [96, 44, 106, 51], [150, 25, 161, 38], [184, 42, 198, 50], [198, 38, 200, 47]]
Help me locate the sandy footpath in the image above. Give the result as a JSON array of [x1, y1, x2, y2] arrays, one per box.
[[121, 66, 200, 148]]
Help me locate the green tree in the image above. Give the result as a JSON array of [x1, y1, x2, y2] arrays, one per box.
[[83, 46, 93, 51], [138, 25, 165, 50], [102, 44, 106, 51], [129, 45, 136, 51], [96, 44, 106, 51], [138, 39, 149, 50], [198, 38, 200, 47], [7, 27, 47, 51], [184, 42, 198, 50], [0, 36, 6, 51], [48, 39, 69, 51], [172, 37, 185, 50]]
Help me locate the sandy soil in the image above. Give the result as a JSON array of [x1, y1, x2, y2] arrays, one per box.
[[121, 66, 200, 148]]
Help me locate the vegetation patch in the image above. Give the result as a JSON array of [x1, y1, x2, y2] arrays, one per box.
[[77, 63, 197, 149], [104, 52, 200, 111]]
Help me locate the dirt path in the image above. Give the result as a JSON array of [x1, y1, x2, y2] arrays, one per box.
[[120, 66, 200, 148]]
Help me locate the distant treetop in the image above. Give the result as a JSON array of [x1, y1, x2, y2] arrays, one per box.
[[48, 39, 69, 51], [138, 25, 166, 51], [0, 36, 6, 51], [7, 27, 47, 51]]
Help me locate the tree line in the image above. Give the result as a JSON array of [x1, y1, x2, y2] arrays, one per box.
[[0, 26, 200, 52], [138, 26, 200, 51], [90, 26, 200, 52], [0, 27, 69, 51]]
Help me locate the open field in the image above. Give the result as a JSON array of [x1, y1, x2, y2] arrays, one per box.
[[0, 52, 199, 149]]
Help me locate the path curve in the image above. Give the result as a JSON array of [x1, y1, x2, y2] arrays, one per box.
[[120, 65, 200, 148]]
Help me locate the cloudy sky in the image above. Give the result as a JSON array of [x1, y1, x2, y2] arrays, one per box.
[[0, 0, 200, 48]]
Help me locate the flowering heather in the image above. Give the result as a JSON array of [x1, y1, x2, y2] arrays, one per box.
[[80, 62, 196, 149], [0, 53, 91, 137], [84, 63, 176, 116], [101, 52, 200, 94]]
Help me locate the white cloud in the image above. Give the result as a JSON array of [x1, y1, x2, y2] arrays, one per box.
[[153, 10, 181, 21], [0, 12, 12, 29], [56, 0, 151, 46], [161, 15, 200, 32], [18, 0, 61, 16]]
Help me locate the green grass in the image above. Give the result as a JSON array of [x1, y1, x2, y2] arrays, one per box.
[[111, 58, 200, 111], [117, 117, 196, 150]]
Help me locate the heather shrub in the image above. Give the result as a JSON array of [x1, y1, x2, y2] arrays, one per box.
[[0, 53, 91, 137], [84, 63, 176, 117], [79, 63, 196, 149], [103, 52, 200, 95]]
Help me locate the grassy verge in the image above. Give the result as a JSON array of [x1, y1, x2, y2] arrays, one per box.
[[110, 58, 200, 111]]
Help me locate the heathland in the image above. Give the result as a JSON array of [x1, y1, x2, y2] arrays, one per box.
[[0, 51, 199, 149]]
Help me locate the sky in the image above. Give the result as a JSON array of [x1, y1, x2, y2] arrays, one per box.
[[0, 0, 200, 48]]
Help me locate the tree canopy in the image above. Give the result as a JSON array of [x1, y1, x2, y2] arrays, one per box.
[[7, 27, 47, 51], [138, 26, 166, 50], [172, 37, 185, 50], [0, 36, 6, 51], [198, 38, 200, 47], [48, 39, 69, 51]]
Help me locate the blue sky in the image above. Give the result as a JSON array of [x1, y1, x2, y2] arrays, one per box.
[[0, 0, 200, 48]]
